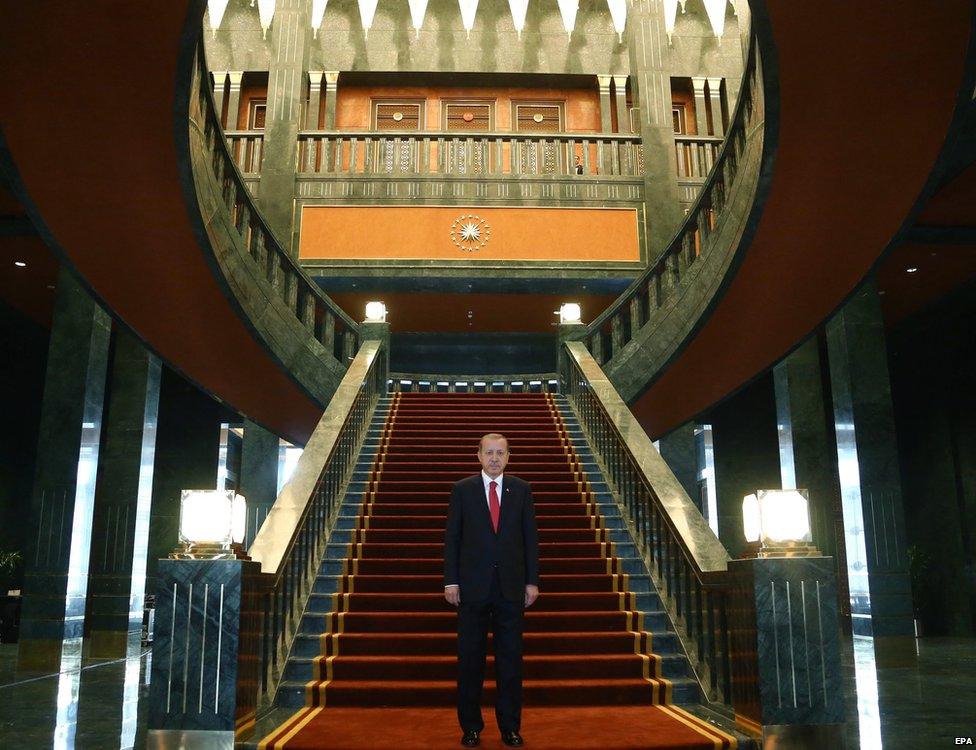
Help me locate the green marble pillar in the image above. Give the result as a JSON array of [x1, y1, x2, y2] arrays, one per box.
[[709, 372, 782, 557], [773, 336, 851, 630], [239, 420, 279, 549], [625, 0, 684, 253], [256, 0, 311, 249], [826, 278, 915, 661], [145, 369, 225, 596], [18, 267, 111, 670], [85, 329, 161, 659], [658, 422, 699, 508]]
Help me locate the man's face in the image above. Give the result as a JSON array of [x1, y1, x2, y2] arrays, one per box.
[[478, 437, 509, 479]]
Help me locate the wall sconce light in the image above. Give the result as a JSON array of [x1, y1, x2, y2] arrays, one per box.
[[558, 302, 582, 324], [741, 489, 820, 558], [364, 301, 387, 322], [172, 490, 248, 559]]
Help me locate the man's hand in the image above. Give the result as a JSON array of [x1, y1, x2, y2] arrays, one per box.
[[524, 584, 539, 608], [445, 585, 460, 607]]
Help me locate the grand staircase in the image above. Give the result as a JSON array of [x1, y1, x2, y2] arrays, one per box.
[[255, 392, 739, 749]]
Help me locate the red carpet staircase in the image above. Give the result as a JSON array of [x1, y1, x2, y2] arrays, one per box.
[[256, 392, 738, 749]]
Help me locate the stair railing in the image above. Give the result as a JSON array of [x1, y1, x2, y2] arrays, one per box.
[[561, 340, 733, 704], [241, 339, 388, 713]]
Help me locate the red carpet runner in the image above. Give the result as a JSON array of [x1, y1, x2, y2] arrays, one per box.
[[259, 393, 735, 749]]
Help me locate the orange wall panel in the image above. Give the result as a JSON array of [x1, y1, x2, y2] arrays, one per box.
[[335, 85, 601, 132], [299, 206, 640, 263]]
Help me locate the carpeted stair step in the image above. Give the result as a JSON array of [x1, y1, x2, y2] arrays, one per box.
[[287, 630, 681, 658], [312, 573, 652, 594], [321, 557, 641, 577], [298, 610, 675, 635], [284, 653, 690, 682], [314, 591, 650, 613], [276, 677, 699, 708]]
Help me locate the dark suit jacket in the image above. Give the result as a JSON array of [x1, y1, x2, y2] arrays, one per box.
[[444, 474, 540, 603]]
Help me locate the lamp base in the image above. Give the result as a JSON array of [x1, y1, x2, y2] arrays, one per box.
[[169, 542, 251, 561], [739, 540, 821, 559]]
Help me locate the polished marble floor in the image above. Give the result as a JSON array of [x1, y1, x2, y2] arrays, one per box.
[[0, 637, 973, 748]]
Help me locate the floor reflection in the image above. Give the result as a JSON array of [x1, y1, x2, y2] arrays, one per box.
[[0, 643, 150, 749], [0, 637, 974, 748]]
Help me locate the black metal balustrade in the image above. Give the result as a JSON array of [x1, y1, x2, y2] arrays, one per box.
[[297, 130, 644, 177], [561, 341, 733, 705], [193, 48, 360, 363], [389, 373, 560, 393], [243, 340, 387, 711], [585, 33, 763, 369]]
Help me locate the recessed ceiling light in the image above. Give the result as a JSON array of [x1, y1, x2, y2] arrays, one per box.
[[906, 267, 918, 273], [13, 261, 27, 268]]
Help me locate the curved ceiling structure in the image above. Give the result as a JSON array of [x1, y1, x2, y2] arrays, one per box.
[[1, 1, 973, 443], [0, 0, 320, 444], [634, 0, 974, 436]]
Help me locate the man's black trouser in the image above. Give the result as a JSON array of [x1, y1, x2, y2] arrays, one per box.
[[456, 569, 524, 733]]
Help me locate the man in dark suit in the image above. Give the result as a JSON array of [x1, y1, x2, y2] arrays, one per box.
[[444, 433, 540, 748]]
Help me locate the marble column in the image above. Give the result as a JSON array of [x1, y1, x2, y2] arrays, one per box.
[[691, 77, 709, 135], [709, 372, 782, 557], [773, 338, 846, 560], [658, 422, 699, 508], [625, 0, 683, 252], [826, 279, 915, 662], [225, 71, 243, 130], [597, 75, 614, 133], [306, 71, 324, 129], [612, 75, 629, 133], [239, 420, 279, 550], [257, 0, 311, 247], [706, 77, 725, 136], [323, 71, 339, 130], [85, 330, 161, 659], [18, 267, 111, 670], [211, 71, 227, 127], [145, 369, 224, 597]]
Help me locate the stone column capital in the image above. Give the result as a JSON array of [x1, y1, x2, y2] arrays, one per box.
[[597, 74, 613, 91], [227, 70, 244, 89], [612, 74, 628, 88], [308, 70, 324, 87], [325, 71, 340, 89], [706, 77, 723, 90], [691, 76, 707, 93], [211, 70, 227, 86]]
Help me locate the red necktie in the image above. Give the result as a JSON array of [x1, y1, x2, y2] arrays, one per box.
[[489, 481, 500, 532]]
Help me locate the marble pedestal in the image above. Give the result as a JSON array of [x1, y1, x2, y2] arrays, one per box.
[[146, 559, 264, 749], [728, 556, 845, 748]]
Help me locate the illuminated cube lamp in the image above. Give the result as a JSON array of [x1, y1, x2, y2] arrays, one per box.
[[741, 489, 820, 558], [558, 302, 582, 324], [171, 489, 249, 559]]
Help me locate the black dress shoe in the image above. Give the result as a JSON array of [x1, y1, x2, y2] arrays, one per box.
[[501, 730, 524, 747], [460, 729, 480, 747]]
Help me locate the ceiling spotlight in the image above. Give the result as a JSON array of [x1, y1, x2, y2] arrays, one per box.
[[14, 261, 27, 268], [906, 267, 918, 273]]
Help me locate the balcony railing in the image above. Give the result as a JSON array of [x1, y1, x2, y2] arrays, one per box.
[[192, 51, 361, 375], [584, 30, 766, 385], [674, 134, 723, 181], [226, 130, 264, 174], [296, 130, 644, 177]]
